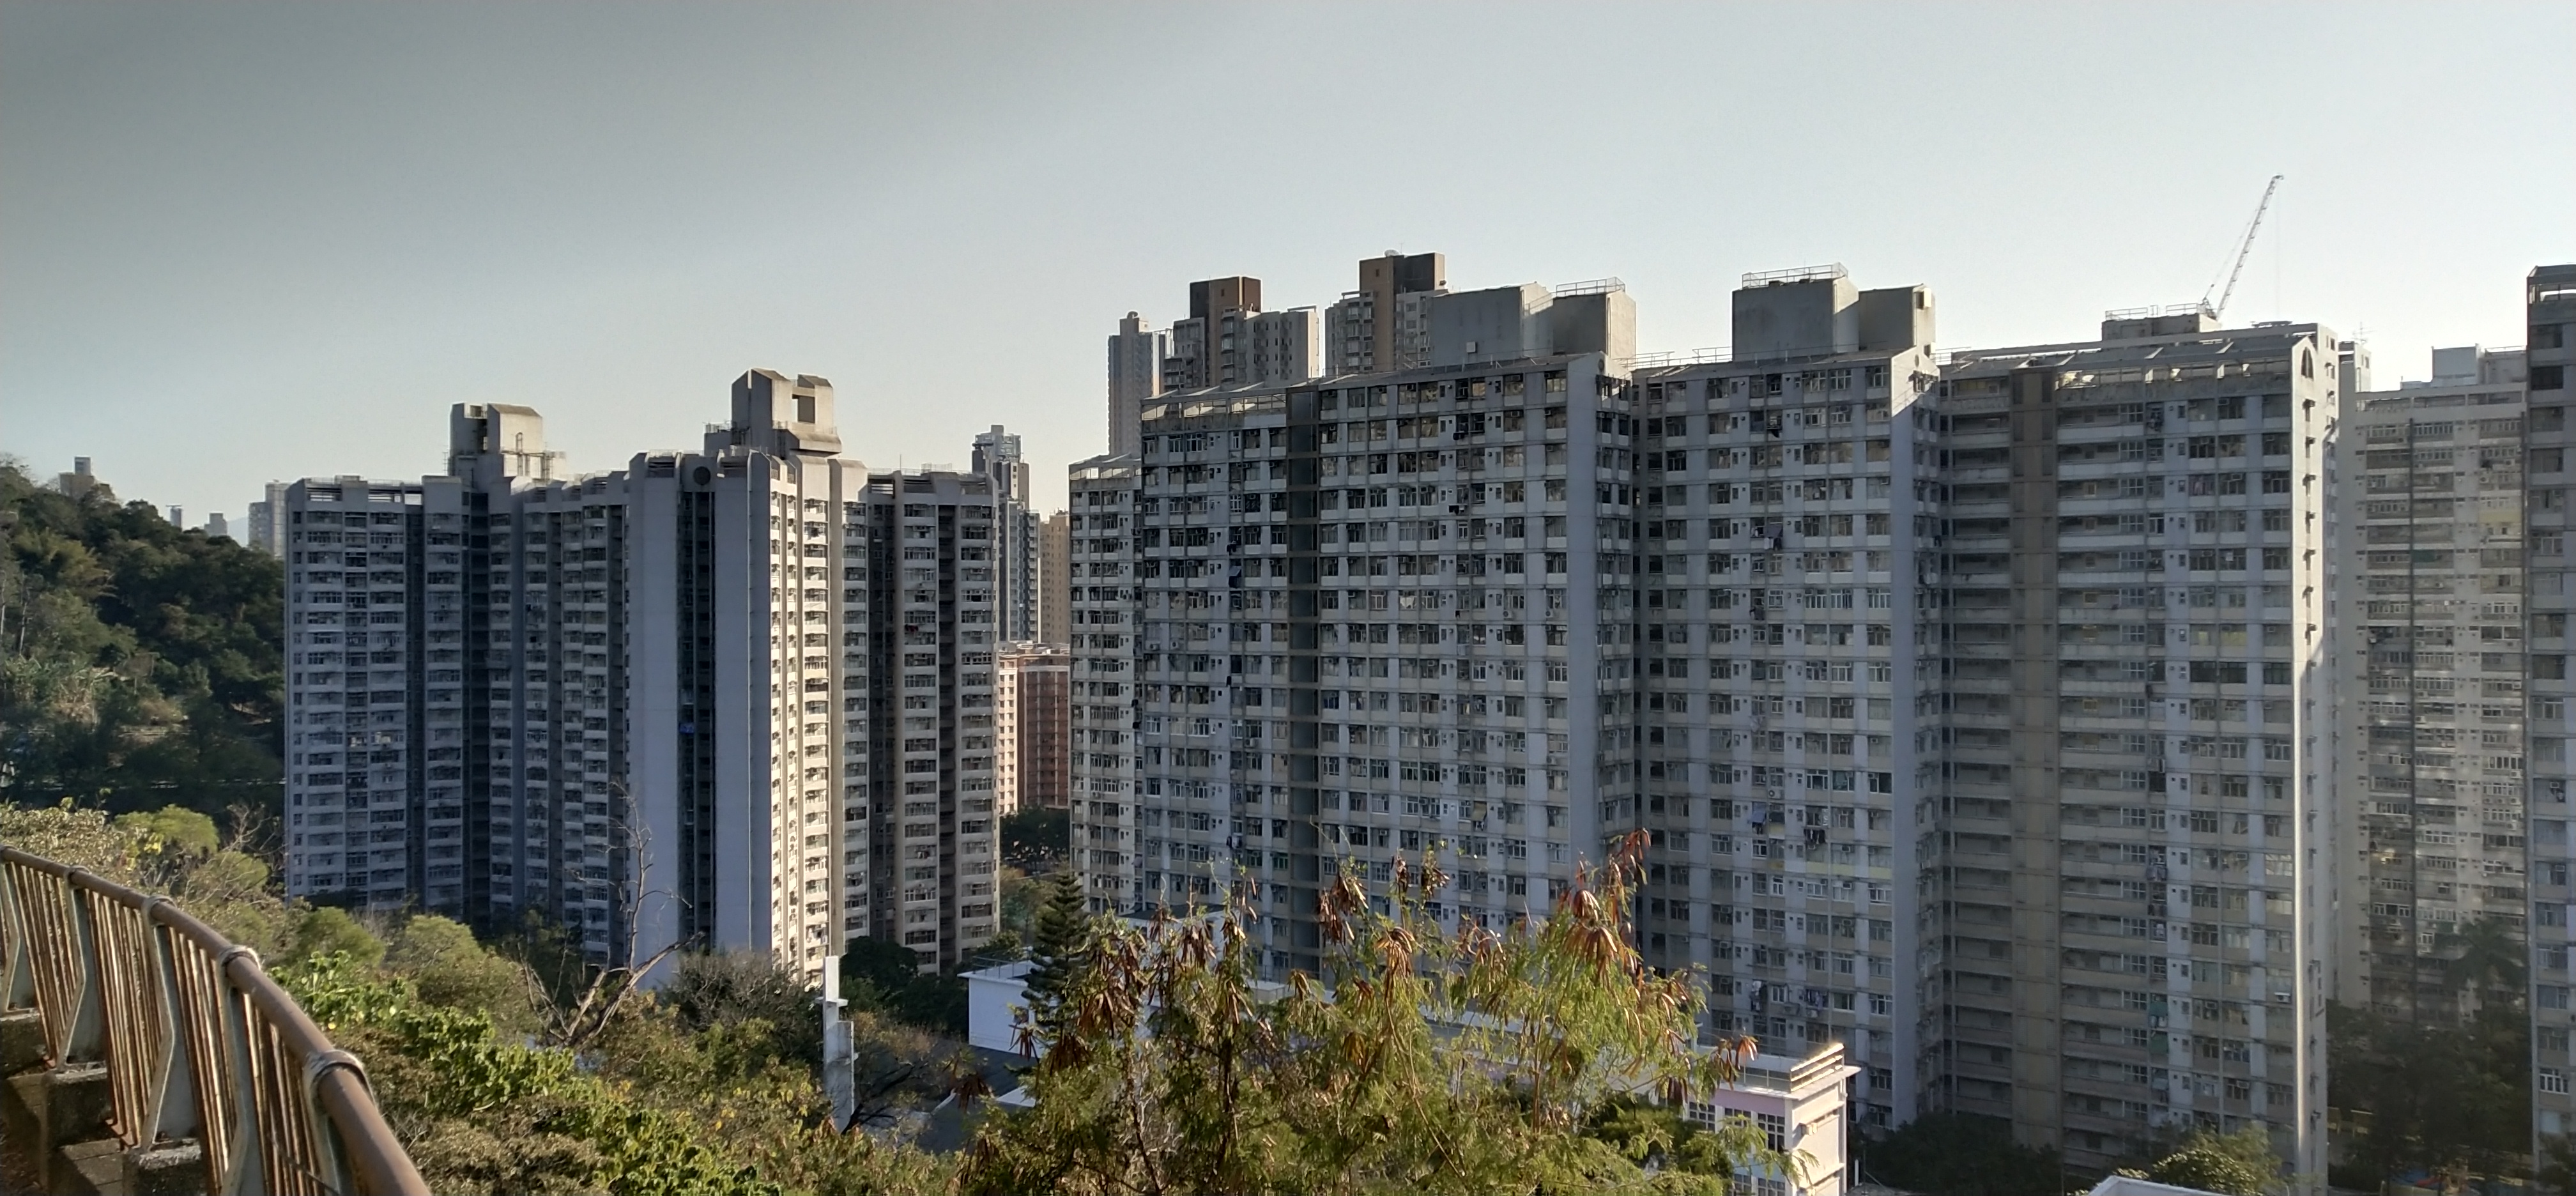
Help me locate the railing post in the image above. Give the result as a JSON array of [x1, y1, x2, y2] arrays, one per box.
[[62, 872, 104, 1063], [215, 949, 266, 1196], [0, 861, 33, 1011], [137, 898, 201, 1144]]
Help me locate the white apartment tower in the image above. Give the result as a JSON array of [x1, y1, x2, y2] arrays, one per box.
[[282, 371, 1000, 981], [1076, 275, 1637, 969], [1066, 456, 1140, 910], [245, 481, 290, 556], [1074, 256, 2359, 1185], [1626, 266, 1944, 1136]]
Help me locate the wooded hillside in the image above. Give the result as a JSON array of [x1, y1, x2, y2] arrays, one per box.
[[0, 458, 284, 817]]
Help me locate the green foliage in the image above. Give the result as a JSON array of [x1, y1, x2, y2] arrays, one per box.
[[6, 799, 955, 1193], [2330, 987, 2531, 1183], [2132, 1126, 2278, 1196], [1858, 1111, 2065, 1196], [661, 950, 822, 1068], [277, 952, 791, 1196], [839, 935, 969, 1036], [1000, 804, 1068, 868], [114, 804, 220, 854], [289, 905, 387, 969], [1020, 871, 1092, 1043], [958, 834, 1798, 1195], [387, 914, 539, 1036], [0, 459, 284, 819]]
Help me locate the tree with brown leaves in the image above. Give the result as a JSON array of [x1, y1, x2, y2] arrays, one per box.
[[961, 831, 1797, 1195]]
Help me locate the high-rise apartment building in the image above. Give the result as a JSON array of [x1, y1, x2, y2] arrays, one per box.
[[280, 371, 1000, 982], [2333, 347, 2528, 1028], [1075, 276, 1637, 968], [2522, 264, 2576, 1146], [995, 642, 1071, 814], [1066, 457, 1139, 911], [1933, 310, 2342, 1180], [1040, 509, 1071, 645], [1325, 251, 1446, 374], [57, 457, 102, 500], [282, 473, 464, 917], [848, 468, 1006, 970], [1075, 254, 2366, 1185], [1162, 276, 1258, 394], [1108, 313, 1166, 459], [1624, 266, 1943, 1139], [972, 424, 1041, 643]]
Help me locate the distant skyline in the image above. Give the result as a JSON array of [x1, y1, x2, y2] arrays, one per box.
[[4, 3, 2571, 522]]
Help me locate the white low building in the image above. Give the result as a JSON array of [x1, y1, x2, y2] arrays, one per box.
[[1683, 1043, 1859, 1196], [963, 958, 1039, 1057]]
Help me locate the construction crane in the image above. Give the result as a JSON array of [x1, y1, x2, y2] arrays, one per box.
[[2201, 174, 2283, 323]]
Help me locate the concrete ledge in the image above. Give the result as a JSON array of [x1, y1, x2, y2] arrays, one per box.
[[4, 1064, 116, 1195], [125, 1140, 204, 1196], [0, 1010, 41, 1073]]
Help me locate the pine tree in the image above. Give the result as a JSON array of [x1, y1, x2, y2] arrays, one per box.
[[1020, 871, 1092, 1042]]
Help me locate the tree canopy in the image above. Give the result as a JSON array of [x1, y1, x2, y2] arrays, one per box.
[[1, 460, 284, 818], [959, 834, 1797, 1195]]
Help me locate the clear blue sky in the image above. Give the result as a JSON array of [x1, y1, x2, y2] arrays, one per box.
[[4, 3, 2570, 520]]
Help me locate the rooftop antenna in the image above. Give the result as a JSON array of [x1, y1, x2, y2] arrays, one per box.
[[2201, 174, 2283, 323]]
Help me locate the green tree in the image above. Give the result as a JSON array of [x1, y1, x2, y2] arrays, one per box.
[[1858, 1111, 2065, 1196], [289, 905, 387, 969], [1019, 870, 1092, 1043], [386, 914, 538, 1036], [958, 833, 1798, 1195], [838, 935, 970, 1036], [2329, 916, 2532, 1190], [1001, 804, 1068, 868], [2135, 1126, 2278, 1196], [0, 460, 284, 821], [661, 949, 822, 1066]]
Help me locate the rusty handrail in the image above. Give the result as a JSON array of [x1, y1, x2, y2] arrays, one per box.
[[0, 845, 429, 1196]]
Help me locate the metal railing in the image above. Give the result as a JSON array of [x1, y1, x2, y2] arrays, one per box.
[[0, 846, 427, 1196]]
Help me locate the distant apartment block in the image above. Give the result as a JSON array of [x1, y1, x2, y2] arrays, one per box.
[[1107, 313, 1166, 459], [2333, 346, 2528, 1026], [56, 457, 103, 500], [245, 480, 290, 555], [1065, 456, 1140, 909], [2524, 264, 2576, 1146], [1039, 509, 1071, 645], [280, 372, 1001, 981], [972, 424, 1041, 643], [994, 641, 1071, 814], [1325, 251, 1445, 374]]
